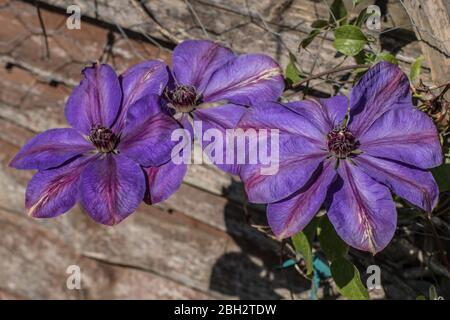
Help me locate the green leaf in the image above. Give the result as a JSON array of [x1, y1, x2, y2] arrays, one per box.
[[311, 19, 329, 29], [331, 257, 369, 300], [285, 53, 303, 86], [416, 295, 426, 300], [376, 52, 398, 65], [410, 55, 424, 82], [304, 217, 319, 241], [291, 218, 319, 277], [429, 285, 438, 300], [352, 0, 363, 6], [354, 8, 374, 28], [318, 215, 348, 261], [432, 164, 450, 192], [292, 232, 313, 276], [329, 0, 347, 24], [333, 25, 367, 56], [300, 29, 322, 49]]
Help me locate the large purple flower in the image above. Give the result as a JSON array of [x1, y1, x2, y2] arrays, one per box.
[[10, 63, 180, 225], [238, 62, 442, 253], [160, 39, 284, 176]]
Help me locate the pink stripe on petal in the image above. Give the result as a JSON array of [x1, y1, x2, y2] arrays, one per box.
[[79, 154, 146, 225], [267, 160, 337, 239], [348, 62, 411, 137], [202, 54, 284, 105], [356, 155, 439, 213], [172, 39, 235, 92], [359, 108, 442, 169], [10, 128, 94, 171], [65, 64, 122, 135], [326, 161, 397, 254], [145, 161, 187, 204], [115, 60, 169, 132], [26, 156, 92, 218]]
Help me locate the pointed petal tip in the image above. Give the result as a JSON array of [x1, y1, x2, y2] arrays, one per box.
[[9, 157, 20, 169], [275, 229, 293, 241]]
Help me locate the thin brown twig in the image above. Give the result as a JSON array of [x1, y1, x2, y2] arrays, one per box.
[[292, 64, 372, 88], [430, 81, 450, 91], [35, 1, 50, 59]]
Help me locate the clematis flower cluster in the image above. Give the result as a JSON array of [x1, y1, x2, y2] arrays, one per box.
[[10, 63, 180, 225], [11, 39, 443, 254], [10, 39, 284, 225], [237, 62, 442, 253]]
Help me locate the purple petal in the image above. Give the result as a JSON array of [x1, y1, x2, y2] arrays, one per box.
[[79, 154, 146, 225], [237, 101, 328, 203], [285, 95, 348, 133], [326, 161, 397, 254], [267, 160, 337, 239], [119, 95, 181, 167], [173, 39, 235, 92], [359, 108, 442, 169], [348, 61, 412, 137], [115, 60, 169, 132], [356, 155, 439, 212], [193, 103, 247, 175], [240, 137, 327, 203], [238, 101, 326, 146], [10, 128, 93, 170], [179, 113, 194, 137], [25, 156, 92, 218], [65, 64, 122, 135], [144, 161, 187, 204], [202, 54, 284, 105]]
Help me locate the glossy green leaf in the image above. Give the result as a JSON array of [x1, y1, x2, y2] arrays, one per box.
[[354, 8, 369, 27], [291, 218, 319, 277], [432, 164, 450, 192], [410, 55, 424, 81], [318, 215, 348, 261], [376, 52, 398, 65], [331, 257, 369, 300], [329, 0, 347, 24], [300, 29, 322, 49], [292, 232, 313, 276], [333, 25, 367, 56], [429, 285, 438, 300], [285, 53, 303, 86], [311, 19, 329, 29]]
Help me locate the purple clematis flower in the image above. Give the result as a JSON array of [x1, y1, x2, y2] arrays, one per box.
[[238, 62, 442, 253], [157, 39, 284, 179], [10, 63, 180, 225]]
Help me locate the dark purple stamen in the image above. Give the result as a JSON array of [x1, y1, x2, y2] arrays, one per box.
[[88, 126, 119, 153], [327, 127, 358, 159], [165, 85, 200, 113]]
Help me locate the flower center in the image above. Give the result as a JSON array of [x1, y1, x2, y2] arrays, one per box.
[[327, 127, 358, 159], [165, 85, 201, 113], [88, 126, 119, 153]]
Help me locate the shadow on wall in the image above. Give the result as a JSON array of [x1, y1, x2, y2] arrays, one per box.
[[374, 0, 417, 55], [208, 180, 310, 299]]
